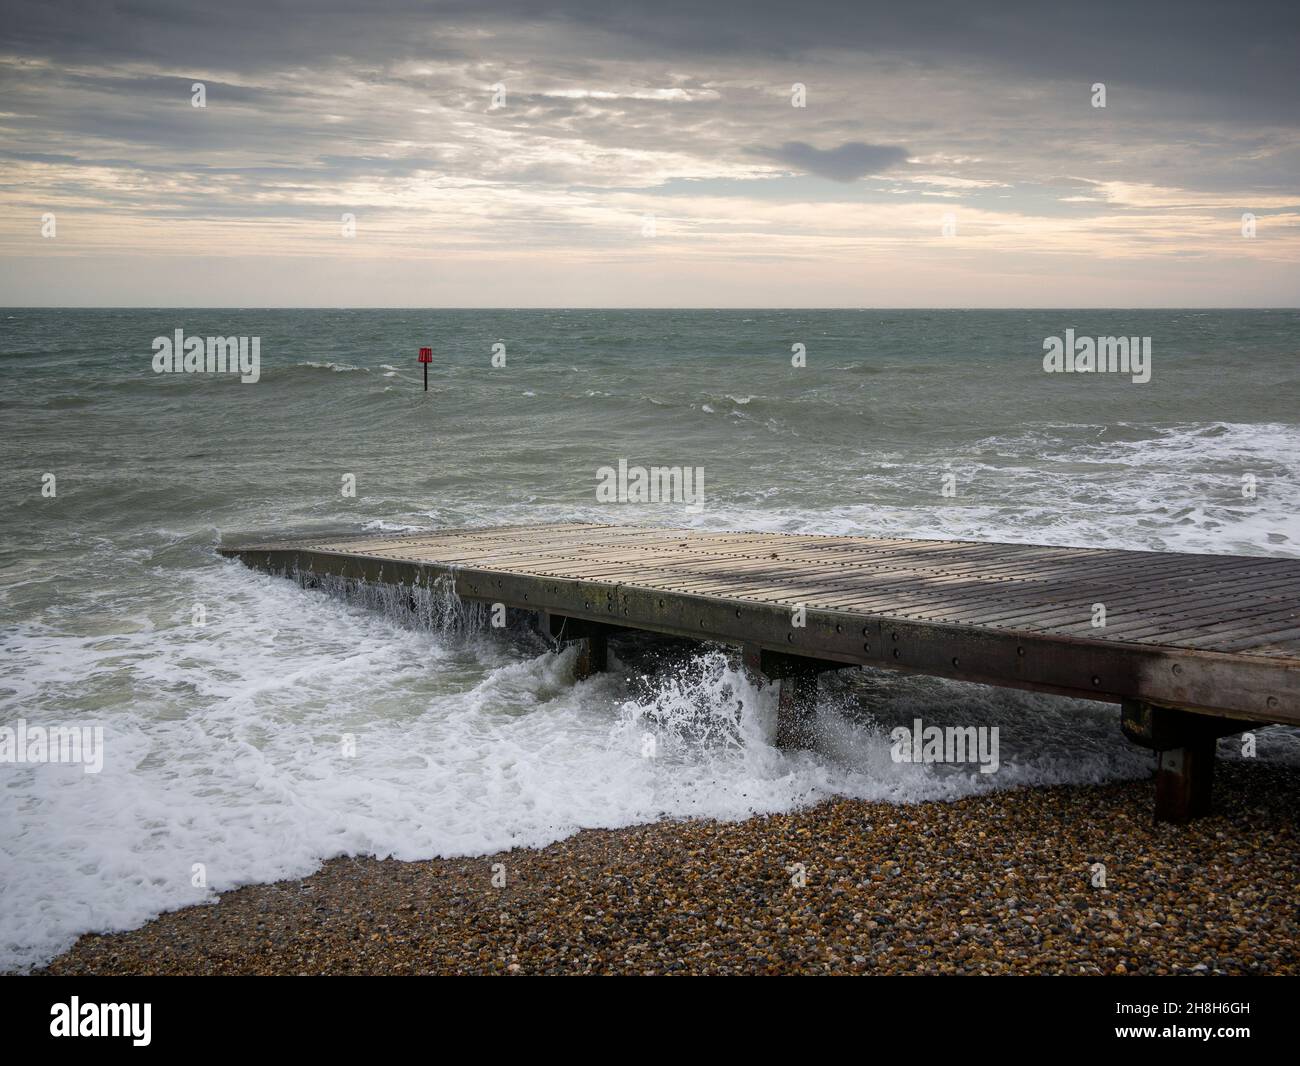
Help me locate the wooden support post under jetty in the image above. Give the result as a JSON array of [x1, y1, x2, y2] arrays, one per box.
[[220, 523, 1300, 822], [1120, 700, 1252, 823], [743, 643, 846, 750], [573, 633, 607, 681], [539, 610, 614, 680], [1155, 743, 1216, 825], [776, 672, 819, 750]]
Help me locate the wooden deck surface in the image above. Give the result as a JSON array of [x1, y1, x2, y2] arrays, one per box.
[[221, 522, 1300, 727]]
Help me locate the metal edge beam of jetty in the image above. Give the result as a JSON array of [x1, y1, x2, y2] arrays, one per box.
[[219, 539, 1299, 824]]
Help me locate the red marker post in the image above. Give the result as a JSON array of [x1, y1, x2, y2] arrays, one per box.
[[418, 346, 432, 391]]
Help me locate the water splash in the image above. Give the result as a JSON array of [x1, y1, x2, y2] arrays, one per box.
[[290, 564, 491, 637]]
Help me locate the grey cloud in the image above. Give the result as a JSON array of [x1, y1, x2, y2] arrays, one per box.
[[2, 0, 1297, 235], [61, 73, 274, 104], [4, 1, 1297, 122], [316, 154, 441, 176], [754, 142, 909, 182]]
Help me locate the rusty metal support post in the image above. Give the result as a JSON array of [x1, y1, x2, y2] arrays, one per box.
[[539, 611, 614, 680], [776, 670, 819, 750], [742, 642, 838, 751], [1154, 739, 1215, 823], [1121, 699, 1248, 823], [572, 632, 608, 680]]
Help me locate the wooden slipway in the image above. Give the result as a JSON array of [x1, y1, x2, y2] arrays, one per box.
[[220, 522, 1300, 821]]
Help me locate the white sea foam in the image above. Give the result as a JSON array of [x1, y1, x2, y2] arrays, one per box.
[[7, 309, 1299, 971], [3, 414, 1300, 971], [635, 421, 1300, 557], [296, 361, 368, 373], [361, 519, 427, 533], [3, 553, 1295, 972]]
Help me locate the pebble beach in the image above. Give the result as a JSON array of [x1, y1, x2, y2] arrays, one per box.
[[38, 760, 1299, 976]]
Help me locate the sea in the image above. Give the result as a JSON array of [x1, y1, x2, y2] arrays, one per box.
[[3, 307, 1299, 970]]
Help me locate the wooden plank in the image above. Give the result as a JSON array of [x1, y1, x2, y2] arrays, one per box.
[[220, 523, 1300, 733]]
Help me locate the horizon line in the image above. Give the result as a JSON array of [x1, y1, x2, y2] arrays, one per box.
[[5, 306, 1299, 312]]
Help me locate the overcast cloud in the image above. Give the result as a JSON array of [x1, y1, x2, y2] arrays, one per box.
[[1, 0, 1297, 305]]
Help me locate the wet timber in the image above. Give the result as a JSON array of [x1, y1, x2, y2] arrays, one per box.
[[220, 522, 1300, 822]]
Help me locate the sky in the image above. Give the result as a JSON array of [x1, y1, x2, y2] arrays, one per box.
[[1, 0, 1298, 307]]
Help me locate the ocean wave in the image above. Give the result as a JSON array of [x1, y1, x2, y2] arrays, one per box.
[[0, 562, 1198, 971], [295, 361, 369, 373], [6, 309, 1300, 972]]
